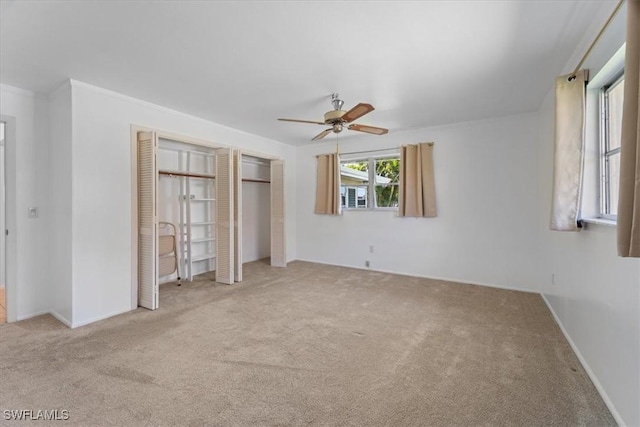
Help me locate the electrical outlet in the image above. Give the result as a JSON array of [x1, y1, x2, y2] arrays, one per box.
[[28, 207, 38, 218], [369, 245, 374, 253], [365, 260, 370, 268]]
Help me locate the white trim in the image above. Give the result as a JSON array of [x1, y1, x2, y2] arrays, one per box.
[[70, 79, 287, 154], [587, 44, 626, 89], [293, 258, 539, 294], [130, 126, 139, 310], [17, 310, 56, 322], [70, 308, 131, 329], [582, 217, 617, 227], [0, 84, 35, 98], [49, 310, 72, 328], [541, 294, 626, 427], [1, 115, 17, 323]]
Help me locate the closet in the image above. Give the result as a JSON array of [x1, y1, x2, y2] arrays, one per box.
[[157, 138, 217, 282], [241, 155, 272, 264], [134, 130, 285, 310]]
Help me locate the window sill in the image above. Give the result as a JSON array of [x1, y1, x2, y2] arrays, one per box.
[[341, 208, 398, 212], [581, 217, 617, 227]]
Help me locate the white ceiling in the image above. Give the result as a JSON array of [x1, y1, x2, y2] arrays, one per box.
[[0, 1, 616, 146]]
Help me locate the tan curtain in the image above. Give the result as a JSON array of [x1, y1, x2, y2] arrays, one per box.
[[315, 153, 340, 215], [550, 69, 589, 231], [618, 0, 640, 257], [399, 142, 437, 217]]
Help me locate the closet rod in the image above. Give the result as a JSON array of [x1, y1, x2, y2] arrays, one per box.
[[159, 170, 215, 179], [159, 170, 270, 184]]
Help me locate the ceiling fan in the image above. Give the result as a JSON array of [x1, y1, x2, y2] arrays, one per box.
[[278, 93, 389, 141]]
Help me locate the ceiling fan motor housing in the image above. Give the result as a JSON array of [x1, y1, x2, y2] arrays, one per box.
[[324, 109, 346, 124]]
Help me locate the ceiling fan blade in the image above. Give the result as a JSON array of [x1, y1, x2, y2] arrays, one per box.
[[348, 124, 389, 135], [278, 118, 326, 125], [312, 129, 333, 141], [341, 103, 374, 123]]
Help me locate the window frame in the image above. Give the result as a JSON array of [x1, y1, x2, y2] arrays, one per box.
[[340, 154, 400, 211], [599, 72, 624, 221]]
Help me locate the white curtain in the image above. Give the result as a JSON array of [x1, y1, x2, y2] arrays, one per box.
[[550, 69, 588, 231], [617, 0, 640, 257], [315, 153, 340, 215], [399, 142, 437, 218]]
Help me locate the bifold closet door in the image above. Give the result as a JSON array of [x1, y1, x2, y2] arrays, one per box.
[[215, 148, 234, 284], [270, 160, 286, 267], [137, 131, 158, 310], [233, 150, 243, 282]]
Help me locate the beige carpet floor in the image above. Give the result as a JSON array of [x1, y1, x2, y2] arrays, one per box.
[[0, 260, 614, 426]]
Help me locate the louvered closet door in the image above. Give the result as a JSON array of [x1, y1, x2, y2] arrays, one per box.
[[215, 148, 234, 284], [270, 160, 286, 267], [233, 150, 243, 282], [137, 131, 158, 309]]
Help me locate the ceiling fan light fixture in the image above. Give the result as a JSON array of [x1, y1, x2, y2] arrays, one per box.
[[324, 109, 346, 123], [278, 94, 388, 141]]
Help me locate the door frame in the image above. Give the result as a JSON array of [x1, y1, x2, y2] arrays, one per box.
[[1, 115, 17, 322]]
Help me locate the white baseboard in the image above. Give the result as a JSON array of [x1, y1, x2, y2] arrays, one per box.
[[293, 258, 539, 294], [541, 293, 625, 427], [16, 309, 51, 322], [14, 307, 133, 329], [70, 307, 131, 329], [49, 310, 72, 327]]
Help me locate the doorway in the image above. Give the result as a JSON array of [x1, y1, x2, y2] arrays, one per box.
[[0, 121, 5, 323], [0, 116, 17, 324], [132, 128, 286, 311]]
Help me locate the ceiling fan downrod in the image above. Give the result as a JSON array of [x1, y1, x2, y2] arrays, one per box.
[[331, 93, 344, 111]]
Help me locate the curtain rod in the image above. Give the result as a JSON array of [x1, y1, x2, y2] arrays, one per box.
[[339, 147, 400, 156], [569, 0, 625, 80], [319, 142, 435, 157]]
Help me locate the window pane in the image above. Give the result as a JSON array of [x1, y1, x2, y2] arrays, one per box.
[[356, 186, 368, 208], [607, 78, 624, 151], [607, 152, 620, 216], [375, 158, 400, 184], [375, 184, 399, 207], [341, 161, 368, 182], [341, 185, 368, 208]]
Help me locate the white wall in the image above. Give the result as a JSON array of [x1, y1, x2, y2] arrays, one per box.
[[539, 91, 640, 427], [69, 80, 296, 327], [48, 83, 73, 324], [536, 5, 640, 424], [538, 5, 640, 426], [0, 85, 51, 321], [242, 183, 270, 262], [296, 112, 541, 292], [242, 157, 271, 263], [0, 124, 5, 289]]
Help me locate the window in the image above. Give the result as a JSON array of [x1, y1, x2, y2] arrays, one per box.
[[340, 155, 400, 210], [600, 74, 624, 219]]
